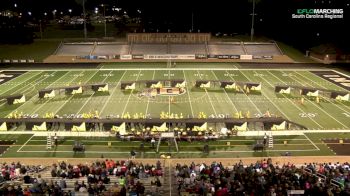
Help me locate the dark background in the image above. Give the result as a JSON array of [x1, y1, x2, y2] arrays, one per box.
[[0, 0, 349, 50]]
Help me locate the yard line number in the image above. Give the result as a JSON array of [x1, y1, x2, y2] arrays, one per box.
[[299, 112, 318, 118]]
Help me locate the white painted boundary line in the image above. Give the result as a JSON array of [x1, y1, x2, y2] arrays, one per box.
[[303, 133, 320, 150], [17, 149, 320, 153], [17, 135, 35, 152]]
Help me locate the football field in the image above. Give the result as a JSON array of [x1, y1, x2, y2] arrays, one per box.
[[0, 62, 350, 158], [0, 64, 349, 130]]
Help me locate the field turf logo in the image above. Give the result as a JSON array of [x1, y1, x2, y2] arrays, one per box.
[[292, 9, 343, 19]]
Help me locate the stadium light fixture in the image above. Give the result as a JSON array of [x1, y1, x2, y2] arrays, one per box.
[[83, 0, 87, 39], [250, 0, 256, 41]]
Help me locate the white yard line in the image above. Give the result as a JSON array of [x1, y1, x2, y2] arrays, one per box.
[[303, 133, 320, 150], [196, 70, 217, 116], [145, 70, 156, 116], [296, 71, 350, 111], [3, 71, 67, 116], [291, 71, 349, 129], [182, 70, 195, 118], [75, 70, 113, 115], [227, 70, 262, 114], [121, 70, 142, 116], [17, 135, 35, 152], [51, 70, 99, 115], [211, 70, 238, 113], [242, 71, 291, 120], [0, 72, 42, 96], [30, 71, 73, 114], [99, 71, 127, 114], [265, 71, 324, 129], [0, 72, 51, 107]]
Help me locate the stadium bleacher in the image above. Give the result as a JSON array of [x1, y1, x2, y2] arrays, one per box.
[[208, 43, 245, 55], [175, 159, 350, 195], [132, 44, 168, 55], [244, 43, 283, 56], [56, 43, 95, 56], [169, 44, 207, 55], [0, 160, 164, 195], [92, 43, 130, 56]]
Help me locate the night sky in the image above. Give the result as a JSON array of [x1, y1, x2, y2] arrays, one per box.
[[1, 0, 349, 49]]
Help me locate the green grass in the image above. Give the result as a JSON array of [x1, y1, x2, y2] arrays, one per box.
[[0, 68, 349, 129], [0, 40, 60, 62], [276, 41, 316, 63], [1, 133, 348, 158]]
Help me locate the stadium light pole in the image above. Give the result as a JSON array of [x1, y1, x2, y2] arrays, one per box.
[[191, 12, 194, 32], [83, 0, 87, 40], [250, 0, 256, 41], [102, 4, 107, 37]]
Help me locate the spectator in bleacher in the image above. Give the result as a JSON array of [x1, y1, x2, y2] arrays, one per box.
[[59, 177, 67, 189], [118, 176, 126, 186]]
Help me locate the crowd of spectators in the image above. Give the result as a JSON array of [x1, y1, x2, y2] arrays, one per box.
[[0, 159, 163, 195], [50, 159, 162, 195], [175, 159, 350, 195], [0, 162, 48, 195], [1, 162, 45, 181]]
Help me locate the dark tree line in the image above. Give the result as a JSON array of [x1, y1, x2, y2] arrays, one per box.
[[0, 16, 33, 44]]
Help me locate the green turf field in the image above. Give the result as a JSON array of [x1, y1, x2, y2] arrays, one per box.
[[0, 62, 349, 158], [0, 65, 349, 130]]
